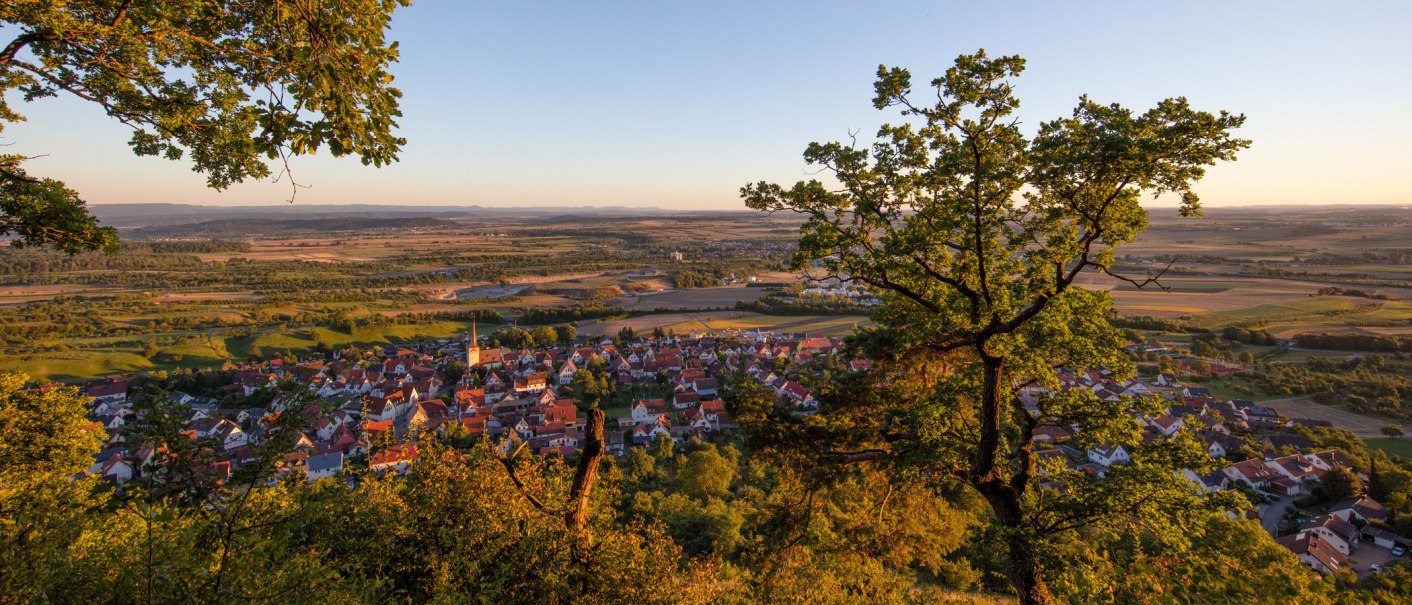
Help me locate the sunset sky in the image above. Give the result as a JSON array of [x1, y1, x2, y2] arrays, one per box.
[[9, 0, 1410, 210]]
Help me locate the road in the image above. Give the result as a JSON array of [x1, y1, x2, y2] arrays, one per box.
[[1260, 495, 1296, 534]]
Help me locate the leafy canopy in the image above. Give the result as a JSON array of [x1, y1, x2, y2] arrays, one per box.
[[742, 49, 1250, 604], [0, 372, 104, 490], [0, 0, 410, 253]]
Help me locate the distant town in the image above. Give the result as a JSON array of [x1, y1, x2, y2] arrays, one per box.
[[51, 320, 1409, 582]]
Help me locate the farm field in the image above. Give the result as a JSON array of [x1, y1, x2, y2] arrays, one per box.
[[151, 291, 264, 303], [1091, 264, 1412, 337], [1181, 375, 1273, 401], [609, 286, 770, 311], [575, 311, 867, 338], [6, 204, 1412, 382], [1365, 438, 1412, 457], [0, 284, 129, 306], [1259, 397, 1391, 438], [0, 320, 497, 382]]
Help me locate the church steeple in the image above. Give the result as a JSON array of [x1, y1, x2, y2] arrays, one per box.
[[467, 323, 481, 367]]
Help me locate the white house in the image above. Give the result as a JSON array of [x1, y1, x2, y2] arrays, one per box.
[[212, 420, 248, 451], [306, 452, 344, 482], [1298, 515, 1360, 556], [1086, 445, 1130, 467], [1277, 534, 1348, 575]]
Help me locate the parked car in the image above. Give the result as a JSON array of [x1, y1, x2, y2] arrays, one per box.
[[1393, 545, 1407, 557], [1370, 564, 1383, 574]]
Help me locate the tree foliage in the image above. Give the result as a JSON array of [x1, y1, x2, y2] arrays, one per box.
[[742, 49, 1249, 603], [1048, 514, 1341, 604], [678, 444, 734, 500], [0, 373, 109, 600], [6, 366, 1398, 603], [1315, 467, 1363, 504], [0, 0, 409, 253], [0, 373, 103, 486], [567, 369, 613, 409], [0, 376, 719, 604], [533, 325, 560, 347]]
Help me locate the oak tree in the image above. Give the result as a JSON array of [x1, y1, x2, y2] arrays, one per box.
[[0, 0, 410, 253], [0, 372, 108, 600], [743, 50, 1250, 603]]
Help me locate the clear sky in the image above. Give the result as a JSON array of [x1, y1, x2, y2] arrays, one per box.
[[8, 0, 1411, 210]]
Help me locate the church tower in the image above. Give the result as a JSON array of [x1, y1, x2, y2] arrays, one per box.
[[467, 323, 481, 367]]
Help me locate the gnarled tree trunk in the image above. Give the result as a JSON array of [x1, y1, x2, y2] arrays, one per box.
[[971, 353, 1053, 604], [565, 407, 605, 595], [565, 408, 605, 538]]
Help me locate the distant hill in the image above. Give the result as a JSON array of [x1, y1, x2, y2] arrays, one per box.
[[126, 217, 467, 238], [88, 203, 738, 228]]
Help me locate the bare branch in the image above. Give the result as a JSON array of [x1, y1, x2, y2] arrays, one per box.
[[1101, 259, 1176, 293], [496, 442, 558, 514], [822, 448, 892, 465]]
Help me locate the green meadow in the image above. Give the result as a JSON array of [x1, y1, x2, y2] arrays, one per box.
[[2, 321, 494, 382]]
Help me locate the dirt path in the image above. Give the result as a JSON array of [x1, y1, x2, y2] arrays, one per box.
[[1258, 396, 1390, 437]]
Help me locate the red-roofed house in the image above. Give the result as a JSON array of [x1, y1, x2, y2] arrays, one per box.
[[369, 444, 418, 475], [1277, 534, 1348, 575]]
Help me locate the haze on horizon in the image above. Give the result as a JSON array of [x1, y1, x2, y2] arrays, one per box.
[[7, 1, 1409, 210]]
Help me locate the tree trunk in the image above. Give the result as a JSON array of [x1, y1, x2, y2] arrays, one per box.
[[971, 353, 1005, 481], [1004, 529, 1054, 605], [565, 408, 604, 548], [970, 353, 1054, 604], [500, 407, 605, 596]]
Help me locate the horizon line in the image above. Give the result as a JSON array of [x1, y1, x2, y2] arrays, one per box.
[[87, 201, 1412, 210]]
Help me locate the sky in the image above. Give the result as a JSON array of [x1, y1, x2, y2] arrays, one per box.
[[7, 0, 1411, 210]]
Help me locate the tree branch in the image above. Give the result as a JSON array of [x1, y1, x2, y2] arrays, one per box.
[[110, 1, 133, 27], [496, 442, 557, 514], [1101, 259, 1176, 292], [0, 32, 56, 64]]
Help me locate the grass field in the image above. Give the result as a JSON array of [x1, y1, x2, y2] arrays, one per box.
[[601, 405, 633, 422], [1365, 438, 1412, 457], [230, 321, 487, 357], [1, 321, 495, 382], [576, 311, 867, 338], [610, 286, 769, 311], [697, 314, 868, 336], [1182, 375, 1269, 401], [0, 351, 158, 382], [1186, 298, 1368, 330], [1107, 278, 1351, 320], [1261, 397, 1391, 437], [1164, 296, 1412, 335]]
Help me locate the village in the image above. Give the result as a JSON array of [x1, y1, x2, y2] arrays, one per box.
[[59, 325, 1410, 582]]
